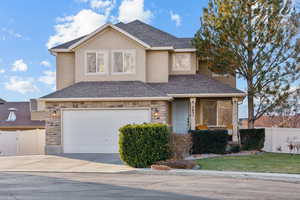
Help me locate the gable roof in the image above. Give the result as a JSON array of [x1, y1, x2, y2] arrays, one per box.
[[0, 102, 45, 129], [50, 20, 195, 52]]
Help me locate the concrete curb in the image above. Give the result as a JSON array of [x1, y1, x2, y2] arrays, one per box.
[[132, 169, 300, 183]]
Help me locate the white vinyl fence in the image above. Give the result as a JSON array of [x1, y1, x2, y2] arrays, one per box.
[[0, 129, 45, 156], [263, 128, 300, 154]]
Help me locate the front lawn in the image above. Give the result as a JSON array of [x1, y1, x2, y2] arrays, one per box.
[[197, 153, 300, 174]]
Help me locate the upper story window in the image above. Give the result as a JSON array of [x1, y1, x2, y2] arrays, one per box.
[[173, 53, 191, 71], [86, 51, 108, 74], [112, 50, 136, 74]]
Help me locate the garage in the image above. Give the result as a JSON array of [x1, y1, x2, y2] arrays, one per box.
[[62, 108, 151, 153]]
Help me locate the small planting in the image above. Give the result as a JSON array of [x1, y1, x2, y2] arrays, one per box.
[[169, 133, 192, 159]]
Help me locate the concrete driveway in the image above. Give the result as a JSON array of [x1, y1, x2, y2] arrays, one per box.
[[1, 172, 300, 200], [0, 154, 134, 173]]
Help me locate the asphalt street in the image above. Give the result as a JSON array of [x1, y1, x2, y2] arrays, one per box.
[[0, 172, 300, 200]]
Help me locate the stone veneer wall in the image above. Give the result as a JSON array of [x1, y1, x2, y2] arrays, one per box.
[[45, 100, 169, 154]]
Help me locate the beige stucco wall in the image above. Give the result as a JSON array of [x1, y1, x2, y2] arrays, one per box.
[[56, 53, 75, 90], [74, 28, 146, 82], [169, 52, 197, 75], [198, 62, 236, 88], [30, 111, 47, 121], [44, 100, 169, 154], [146, 51, 169, 82]]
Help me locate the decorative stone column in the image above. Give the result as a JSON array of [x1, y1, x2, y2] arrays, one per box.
[[190, 98, 196, 130], [232, 98, 239, 143]]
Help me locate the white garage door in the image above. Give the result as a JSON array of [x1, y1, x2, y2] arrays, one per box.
[[62, 109, 150, 153]]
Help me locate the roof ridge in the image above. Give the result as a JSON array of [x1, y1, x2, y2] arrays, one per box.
[[128, 20, 177, 39]]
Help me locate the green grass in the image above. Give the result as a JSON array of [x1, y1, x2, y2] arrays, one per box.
[[197, 153, 300, 174]]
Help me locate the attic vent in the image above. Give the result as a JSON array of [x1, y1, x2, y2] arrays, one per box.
[[6, 108, 17, 122]]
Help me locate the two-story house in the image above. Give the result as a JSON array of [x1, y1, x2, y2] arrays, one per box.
[[37, 20, 245, 154]]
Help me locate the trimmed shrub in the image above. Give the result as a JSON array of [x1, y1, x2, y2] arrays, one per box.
[[240, 129, 265, 150], [119, 123, 170, 168], [190, 130, 228, 154], [228, 144, 241, 153], [169, 133, 192, 160]]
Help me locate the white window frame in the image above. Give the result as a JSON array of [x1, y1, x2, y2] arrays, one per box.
[[111, 49, 136, 75], [85, 50, 108, 75], [172, 53, 192, 71], [212, 71, 229, 77]]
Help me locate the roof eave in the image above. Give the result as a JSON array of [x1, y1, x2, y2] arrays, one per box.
[[174, 48, 196, 52], [168, 93, 246, 98], [39, 97, 173, 102]]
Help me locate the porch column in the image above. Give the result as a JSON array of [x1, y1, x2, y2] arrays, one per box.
[[232, 98, 239, 143], [190, 97, 196, 130]]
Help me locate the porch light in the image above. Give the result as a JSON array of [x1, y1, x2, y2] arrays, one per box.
[[153, 108, 160, 119], [52, 110, 57, 118]]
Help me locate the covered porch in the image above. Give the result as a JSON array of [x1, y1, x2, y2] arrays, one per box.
[[171, 96, 242, 142]]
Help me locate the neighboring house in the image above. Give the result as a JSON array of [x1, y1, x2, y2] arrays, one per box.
[[36, 20, 245, 154], [0, 99, 45, 131], [239, 88, 300, 129], [239, 115, 300, 128]]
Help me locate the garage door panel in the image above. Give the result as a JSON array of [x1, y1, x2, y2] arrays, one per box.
[[63, 109, 150, 153]]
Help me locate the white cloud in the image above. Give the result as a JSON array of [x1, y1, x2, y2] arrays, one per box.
[[90, 0, 113, 9], [40, 60, 51, 67], [47, 8, 112, 48], [38, 70, 56, 85], [1, 27, 22, 38], [5, 76, 39, 94], [118, 0, 153, 23], [170, 11, 181, 27], [11, 59, 28, 72], [0, 69, 5, 74], [48, 0, 153, 48]]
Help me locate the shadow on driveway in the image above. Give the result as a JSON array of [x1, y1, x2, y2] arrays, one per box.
[[0, 172, 213, 200], [55, 153, 124, 165]]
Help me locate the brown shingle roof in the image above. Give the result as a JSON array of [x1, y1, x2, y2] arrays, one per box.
[[40, 75, 245, 99], [149, 74, 244, 95], [0, 102, 45, 128]]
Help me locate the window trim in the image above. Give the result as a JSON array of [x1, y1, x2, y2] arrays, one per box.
[[172, 53, 192, 71], [85, 50, 108, 75], [200, 100, 232, 127], [212, 72, 230, 77], [111, 49, 136, 75]]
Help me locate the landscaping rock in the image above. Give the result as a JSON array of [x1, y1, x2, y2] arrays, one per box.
[[151, 165, 171, 171], [156, 160, 197, 169]]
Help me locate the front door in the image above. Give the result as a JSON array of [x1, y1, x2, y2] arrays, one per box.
[[172, 99, 189, 134]]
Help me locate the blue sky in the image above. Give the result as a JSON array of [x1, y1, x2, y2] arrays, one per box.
[[0, 0, 250, 116]]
